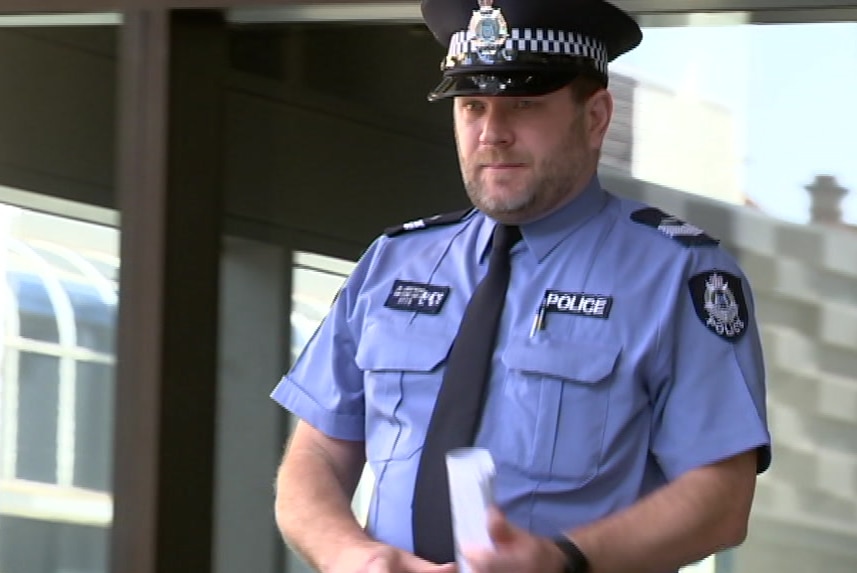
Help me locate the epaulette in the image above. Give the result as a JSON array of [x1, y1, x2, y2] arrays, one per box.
[[383, 207, 474, 237], [630, 207, 719, 247]]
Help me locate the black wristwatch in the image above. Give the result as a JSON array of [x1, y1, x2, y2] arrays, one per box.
[[553, 537, 590, 573]]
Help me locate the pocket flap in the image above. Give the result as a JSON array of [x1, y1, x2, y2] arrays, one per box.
[[355, 319, 455, 372], [502, 338, 620, 383]]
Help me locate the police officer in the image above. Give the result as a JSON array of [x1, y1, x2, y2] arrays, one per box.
[[271, 0, 771, 572]]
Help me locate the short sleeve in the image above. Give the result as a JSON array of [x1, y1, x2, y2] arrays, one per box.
[[270, 241, 383, 442], [648, 251, 772, 480]]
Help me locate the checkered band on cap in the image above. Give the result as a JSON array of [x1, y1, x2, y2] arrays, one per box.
[[447, 28, 609, 73]]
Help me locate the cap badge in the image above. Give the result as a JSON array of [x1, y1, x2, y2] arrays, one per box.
[[468, 0, 509, 59]]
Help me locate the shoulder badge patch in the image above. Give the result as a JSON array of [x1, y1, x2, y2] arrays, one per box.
[[631, 207, 719, 247], [688, 270, 748, 342], [384, 208, 474, 237]]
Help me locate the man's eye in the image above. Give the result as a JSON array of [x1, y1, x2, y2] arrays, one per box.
[[514, 100, 536, 109], [462, 101, 484, 112]]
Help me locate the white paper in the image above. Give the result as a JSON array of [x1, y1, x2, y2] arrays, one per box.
[[446, 447, 496, 573]]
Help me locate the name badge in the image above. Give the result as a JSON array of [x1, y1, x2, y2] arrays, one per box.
[[384, 280, 450, 314], [544, 290, 613, 319]]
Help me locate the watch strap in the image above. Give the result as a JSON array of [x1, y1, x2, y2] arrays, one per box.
[[553, 537, 590, 573]]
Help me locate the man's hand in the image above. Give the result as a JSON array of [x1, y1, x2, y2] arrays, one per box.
[[328, 541, 458, 573], [463, 507, 565, 573]]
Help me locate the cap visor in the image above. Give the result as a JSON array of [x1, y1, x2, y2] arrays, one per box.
[[427, 72, 575, 102]]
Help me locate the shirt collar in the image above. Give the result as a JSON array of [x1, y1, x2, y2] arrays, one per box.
[[476, 174, 608, 263]]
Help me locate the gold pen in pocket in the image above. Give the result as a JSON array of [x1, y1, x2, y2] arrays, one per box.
[[529, 300, 547, 338]]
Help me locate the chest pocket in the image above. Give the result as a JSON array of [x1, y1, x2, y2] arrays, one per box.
[[354, 319, 455, 463], [491, 338, 621, 484]]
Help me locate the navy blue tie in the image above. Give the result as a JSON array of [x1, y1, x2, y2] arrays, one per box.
[[412, 223, 521, 564]]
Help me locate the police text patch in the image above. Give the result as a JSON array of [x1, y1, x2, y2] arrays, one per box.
[[688, 270, 748, 342], [544, 290, 613, 319], [384, 280, 450, 314]]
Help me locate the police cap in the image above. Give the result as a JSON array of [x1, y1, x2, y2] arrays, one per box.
[[421, 0, 642, 101]]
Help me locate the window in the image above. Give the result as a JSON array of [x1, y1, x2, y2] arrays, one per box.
[[603, 18, 857, 228], [607, 17, 857, 573], [0, 202, 118, 573], [289, 251, 374, 524]]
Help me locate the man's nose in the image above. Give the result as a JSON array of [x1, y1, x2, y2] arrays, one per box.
[[478, 106, 514, 146]]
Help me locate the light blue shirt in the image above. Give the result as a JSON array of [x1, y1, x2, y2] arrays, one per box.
[[272, 174, 771, 555]]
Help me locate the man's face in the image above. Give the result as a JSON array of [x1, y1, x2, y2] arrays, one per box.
[[453, 85, 608, 224]]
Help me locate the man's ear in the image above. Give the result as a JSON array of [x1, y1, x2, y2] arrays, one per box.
[[585, 89, 613, 151]]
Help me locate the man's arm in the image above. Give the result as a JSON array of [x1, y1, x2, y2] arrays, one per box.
[[465, 450, 758, 573], [275, 420, 374, 572], [567, 449, 757, 573], [276, 420, 456, 573]]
